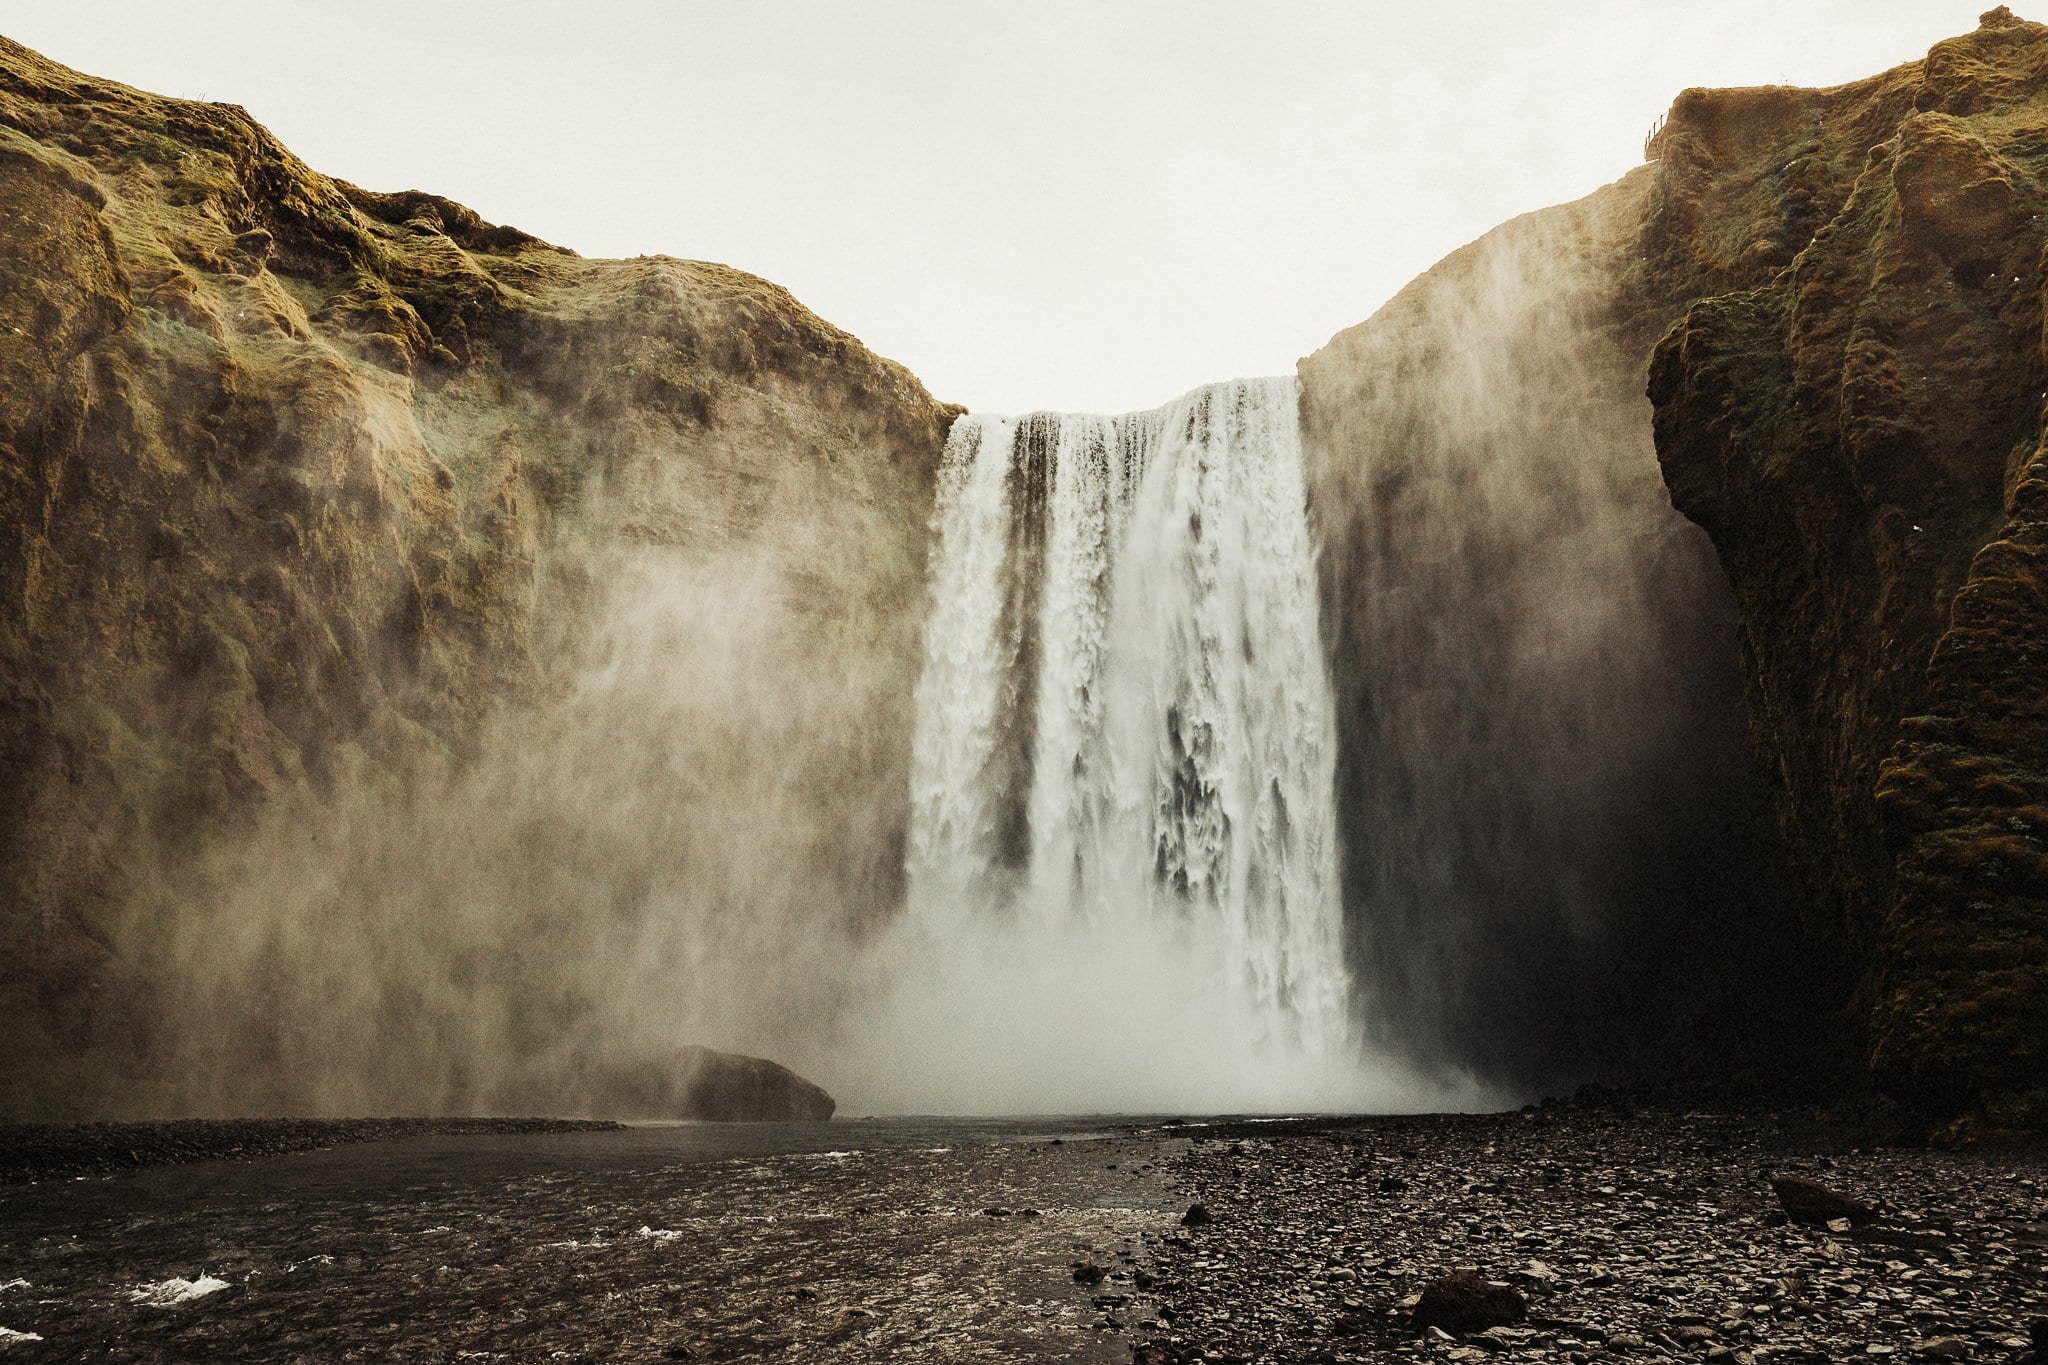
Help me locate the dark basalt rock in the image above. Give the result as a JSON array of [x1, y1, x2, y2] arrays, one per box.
[[1647, 8, 2048, 1139], [1770, 1174, 1874, 1225], [1409, 1271, 1527, 1335], [579, 1045, 835, 1122]]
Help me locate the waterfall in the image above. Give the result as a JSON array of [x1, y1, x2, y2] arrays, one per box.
[[906, 377, 1352, 1064]]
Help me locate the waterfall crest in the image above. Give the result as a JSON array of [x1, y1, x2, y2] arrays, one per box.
[[907, 377, 1352, 1063]]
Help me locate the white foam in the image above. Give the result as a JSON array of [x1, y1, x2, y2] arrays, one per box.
[[0, 1283, 24, 1294], [0, 1326, 42, 1345], [128, 1274, 229, 1306], [635, 1226, 684, 1242]]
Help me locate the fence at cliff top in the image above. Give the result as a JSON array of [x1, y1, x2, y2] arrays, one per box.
[[895, 378, 1357, 1106], [1644, 112, 1668, 161]]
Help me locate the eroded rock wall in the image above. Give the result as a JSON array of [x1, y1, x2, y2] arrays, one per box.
[[0, 35, 955, 1116], [1648, 7, 2048, 1134], [1300, 177, 1808, 1094]]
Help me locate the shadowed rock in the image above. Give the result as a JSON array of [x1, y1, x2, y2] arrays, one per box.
[[1771, 1175, 1874, 1226], [1410, 1272, 1526, 1335], [1648, 7, 2048, 1139], [580, 1046, 835, 1122]]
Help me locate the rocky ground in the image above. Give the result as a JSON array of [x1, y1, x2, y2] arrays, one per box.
[[0, 1109, 2042, 1360], [0, 1117, 1176, 1360], [1122, 1108, 2048, 1364], [0, 1117, 622, 1184]]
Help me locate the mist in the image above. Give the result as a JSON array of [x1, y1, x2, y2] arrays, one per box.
[[116, 364, 1495, 1119], [89, 170, 1789, 1119], [1302, 168, 1803, 1092]]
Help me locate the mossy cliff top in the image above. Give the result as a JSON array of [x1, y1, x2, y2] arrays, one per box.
[[0, 33, 954, 1117], [1648, 6, 2048, 1138]]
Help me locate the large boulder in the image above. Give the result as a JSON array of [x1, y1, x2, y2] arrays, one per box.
[[579, 1046, 836, 1122]]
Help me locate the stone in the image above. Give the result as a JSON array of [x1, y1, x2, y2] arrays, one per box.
[[576, 1046, 838, 1122], [1410, 1272, 1527, 1336], [1770, 1177, 1873, 1226]]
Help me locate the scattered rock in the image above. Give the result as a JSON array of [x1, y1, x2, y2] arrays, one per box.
[[1072, 1261, 1106, 1285], [1138, 1112, 2048, 1364], [1179, 1204, 1212, 1228]]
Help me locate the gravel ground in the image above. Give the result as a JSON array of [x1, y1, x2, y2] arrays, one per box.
[[0, 1109, 2041, 1360], [1123, 1108, 2048, 1364], [0, 1117, 623, 1184]]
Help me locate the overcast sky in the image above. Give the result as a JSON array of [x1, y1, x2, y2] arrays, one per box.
[[0, 2, 1994, 412]]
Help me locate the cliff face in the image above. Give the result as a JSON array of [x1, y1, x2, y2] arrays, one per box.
[[1300, 176, 1813, 1093], [0, 36, 954, 1116], [1303, 9, 2048, 1129], [1648, 8, 2048, 1135]]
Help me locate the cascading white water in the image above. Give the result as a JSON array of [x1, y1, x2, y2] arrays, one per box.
[[906, 377, 1353, 1071]]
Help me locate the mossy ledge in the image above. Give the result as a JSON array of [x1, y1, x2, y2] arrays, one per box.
[[0, 33, 957, 1116]]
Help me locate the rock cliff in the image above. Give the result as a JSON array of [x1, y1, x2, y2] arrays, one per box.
[[1649, 6, 2048, 1136], [0, 34, 952, 1116], [1305, 7, 2048, 1136], [1300, 172, 1813, 1095]]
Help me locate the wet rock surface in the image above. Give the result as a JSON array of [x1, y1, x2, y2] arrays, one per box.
[[0, 1117, 623, 1185], [0, 1118, 1179, 1361]]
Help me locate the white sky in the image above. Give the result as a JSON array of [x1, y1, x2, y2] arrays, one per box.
[[0, 1, 1993, 412]]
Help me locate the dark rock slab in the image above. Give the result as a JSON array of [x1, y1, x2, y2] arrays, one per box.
[[1410, 1271, 1527, 1335], [1771, 1174, 1874, 1225]]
